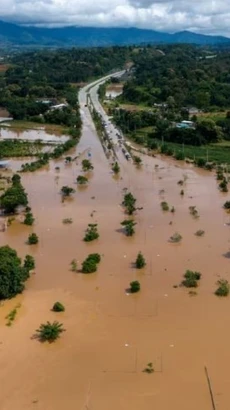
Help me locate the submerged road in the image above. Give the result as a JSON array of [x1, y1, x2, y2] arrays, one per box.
[[79, 71, 133, 168]]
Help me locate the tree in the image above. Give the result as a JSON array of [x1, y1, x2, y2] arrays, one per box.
[[24, 255, 35, 271], [52, 302, 65, 312], [130, 280, 140, 293], [215, 279, 229, 297], [122, 192, 136, 215], [28, 233, 39, 245], [136, 252, 146, 269], [182, 270, 201, 288], [24, 211, 34, 225], [0, 179, 28, 214], [133, 155, 142, 165], [84, 224, 99, 242], [224, 201, 230, 210], [61, 186, 75, 197], [121, 219, 136, 236], [82, 159, 94, 171], [77, 175, 88, 185], [36, 321, 65, 342], [112, 161, 120, 174], [82, 254, 101, 274], [0, 245, 30, 299]]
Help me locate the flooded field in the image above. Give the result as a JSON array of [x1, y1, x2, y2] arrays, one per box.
[[0, 127, 69, 143], [1, 86, 230, 410]]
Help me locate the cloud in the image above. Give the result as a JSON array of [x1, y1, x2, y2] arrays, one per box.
[[0, 0, 230, 37]]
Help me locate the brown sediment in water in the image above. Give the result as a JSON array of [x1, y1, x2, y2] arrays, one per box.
[[1, 106, 230, 409]]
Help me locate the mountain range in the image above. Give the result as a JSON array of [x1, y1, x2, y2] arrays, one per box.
[[0, 20, 230, 48]]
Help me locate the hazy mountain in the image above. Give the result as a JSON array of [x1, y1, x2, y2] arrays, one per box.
[[0, 21, 229, 48]]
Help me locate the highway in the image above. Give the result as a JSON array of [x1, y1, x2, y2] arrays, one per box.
[[78, 70, 133, 167]]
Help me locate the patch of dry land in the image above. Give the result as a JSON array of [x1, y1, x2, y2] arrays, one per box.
[[1, 103, 230, 410]]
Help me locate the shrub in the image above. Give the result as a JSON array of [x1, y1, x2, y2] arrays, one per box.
[[112, 161, 120, 174], [70, 259, 77, 272], [175, 151, 185, 161], [76, 175, 88, 185], [143, 363, 154, 374], [130, 280, 140, 293], [28, 233, 39, 245], [169, 232, 182, 243], [215, 279, 229, 297], [133, 155, 142, 165], [223, 201, 230, 210], [61, 186, 75, 197], [121, 219, 136, 236], [189, 206, 199, 218], [161, 201, 169, 211], [82, 159, 94, 171], [219, 178, 228, 192], [84, 223, 99, 242], [196, 158, 206, 168], [24, 212, 34, 226], [52, 302, 65, 312], [182, 270, 201, 288], [62, 218, 73, 224], [24, 255, 35, 271], [36, 321, 65, 342], [135, 252, 146, 269], [195, 230, 205, 237], [122, 192, 136, 215], [0, 246, 30, 299]]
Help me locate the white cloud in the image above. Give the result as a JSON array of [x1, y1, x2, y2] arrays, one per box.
[[0, 0, 230, 37]]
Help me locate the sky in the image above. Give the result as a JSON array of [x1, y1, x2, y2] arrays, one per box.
[[0, 0, 230, 37]]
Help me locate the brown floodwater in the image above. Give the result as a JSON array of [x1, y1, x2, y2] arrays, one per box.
[[1, 87, 230, 410]]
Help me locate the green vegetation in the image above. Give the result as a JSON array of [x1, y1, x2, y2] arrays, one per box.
[[215, 279, 229, 297], [0, 245, 33, 299], [36, 321, 65, 342], [70, 259, 77, 272], [5, 304, 21, 326], [161, 201, 169, 211], [61, 185, 75, 197], [169, 232, 182, 243], [0, 140, 42, 158], [82, 159, 94, 172], [24, 211, 35, 225], [82, 253, 101, 274], [143, 363, 154, 374], [182, 270, 201, 288], [133, 155, 142, 165], [83, 223, 99, 242], [24, 255, 35, 270], [135, 252, 146, 269], [76, 175, 88, 185], [189, 206, 199, 218], [28, 233, 39, 245], [130, 280, 141, 293], [112, 161, 120, 174], [52, 302, 65, 312], [224, 201, 230, 210], [195, 230, 205, 237], [219, 177, 228, 192], [0, 174, 28, 214], [62, 218, 73, 224], [122, 192, 136, 215], [121, 219, 136, 236]]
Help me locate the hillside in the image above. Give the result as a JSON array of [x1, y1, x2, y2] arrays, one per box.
[[0, 21, 229, 47]]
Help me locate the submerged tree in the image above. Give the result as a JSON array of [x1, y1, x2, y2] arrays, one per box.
[[24, 211, 35, 226], [112, 161, 120, 174], [130, 280, 141, 293], [82, 159, 94, 172], [83, 223, 99, 242], [36, 321, 65, 342], [61, 186, 75, 197], [0, 174, 28, 214], [121, 219, 136, 236], [76, 175, 88, 185], [82, 253, 101, 274], [135, 252, 146, 269], [122, 192, 136, 215], [28, 233, 39, 245]]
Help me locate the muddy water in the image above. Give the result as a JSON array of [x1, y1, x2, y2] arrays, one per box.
[[1, 93, 230, 410], [0, 128, 69, 143]]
